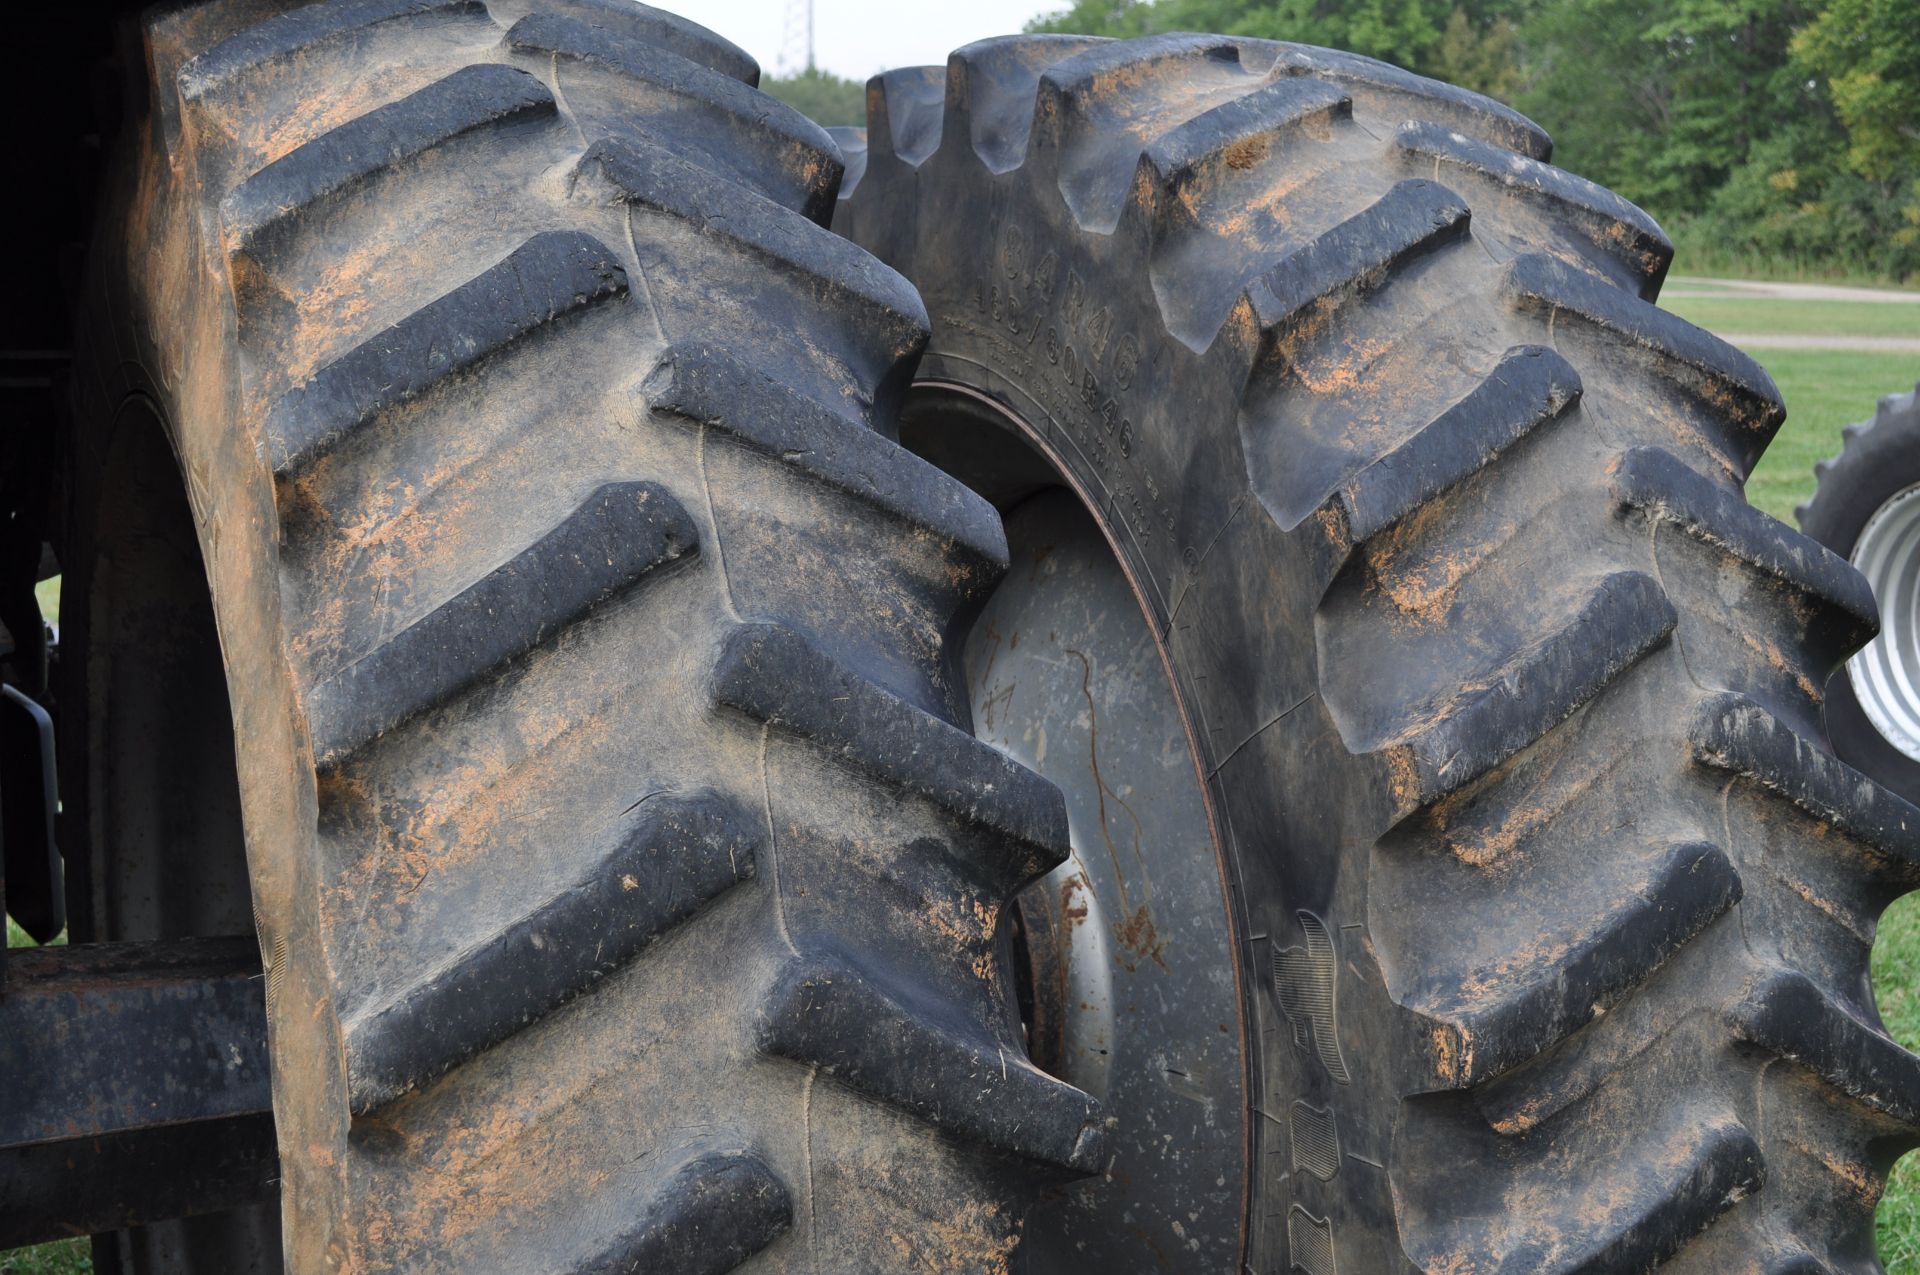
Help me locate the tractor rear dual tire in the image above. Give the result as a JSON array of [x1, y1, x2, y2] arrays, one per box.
[[72, 1, 1103, 1271], [834, 33, 1920, 1273], [69, 3, 1920, 1271]]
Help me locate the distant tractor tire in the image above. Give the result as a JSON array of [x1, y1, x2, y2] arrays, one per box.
[[66, 1, 1105, 1270], [832, 35, 1920, 1272], [1801, 384, 1920, 808]]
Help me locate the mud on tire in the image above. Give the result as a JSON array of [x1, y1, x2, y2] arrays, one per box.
[[834, 34, 1920, 1272], [70, 2, 1107, 1269]]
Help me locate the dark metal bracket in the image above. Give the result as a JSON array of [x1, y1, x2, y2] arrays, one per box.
[[0, 935, 276, 1247]]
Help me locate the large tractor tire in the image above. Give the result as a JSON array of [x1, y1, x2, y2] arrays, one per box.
[[832, 35, 1920, 1273], [66, 1, 1106, 1270], [1800, 384, 1920, 808]]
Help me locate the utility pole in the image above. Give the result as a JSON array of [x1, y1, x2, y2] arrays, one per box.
[[781, 0, 815, 75]]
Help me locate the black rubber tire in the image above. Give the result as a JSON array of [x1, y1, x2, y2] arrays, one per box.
[[68, 2, 1107, 1270], [1800, 385, 1920, 807], [834, 35, 1920, 1272]]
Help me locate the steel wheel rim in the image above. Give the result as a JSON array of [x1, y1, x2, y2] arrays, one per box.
[[1848, 482, 1920, 762]]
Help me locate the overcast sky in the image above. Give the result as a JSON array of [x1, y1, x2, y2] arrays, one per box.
[[681, 0, 1070, 82]]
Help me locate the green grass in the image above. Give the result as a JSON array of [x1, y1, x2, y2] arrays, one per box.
[[1, 281, 1918, 1274], [1664, 296, 1920, 341], [0, 1240, 90, 1275], [1880, 900, 1920, 1270], [1747, 349, 1920, 523]]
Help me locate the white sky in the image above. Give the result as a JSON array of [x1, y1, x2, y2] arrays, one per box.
[[669, 0, 1071, 82]]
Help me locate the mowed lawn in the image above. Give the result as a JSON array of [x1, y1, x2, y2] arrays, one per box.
[[1884, 899, 1920, 1273], [1662, 294, 1920, 345], [1746, 349, 1920, 525], [3, 282, 1919, 1273]]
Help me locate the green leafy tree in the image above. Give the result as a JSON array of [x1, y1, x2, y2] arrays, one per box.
[[1240, 0, 1447, 69], [1793, 0, 1920, 181], [1433, 10, 1525, 100], [763, 66, 868, 128], [1515, 0, 1822, 214], [1026, 0, 1166, 38], [1790, 0, 1920, 268], [1028, 0, 1508, 78]]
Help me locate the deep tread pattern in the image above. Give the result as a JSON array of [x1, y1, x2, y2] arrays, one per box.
[[1318, 344, 1580, 550], [306, 480, 697, 766], [1241, 178, 1470, 344], [1689, 692, 1920, 883], [827, 125, 867, 193], [219, 62, 555, 263], [713, 623, 1069, 888], [1504, 252, 1785, 471], [345, 793, 759, 1111], [575, 1153, 791, 1275], [1393, 121, 1670, 297], [1036, 34, 1252, 228], [1730, 969, 1920, 1125], [129, 3, 1104, 1269], [178, 0, 490, 101], [1564, 1124, 1765, 1271], [757, 941, 1110, 1173], [947, 35, 1110, 173], [1038, 32, 1239, 108], [1380, 571, 1676, 813], [266, 230, 627, 475], [572, 134, 925, 370], [832, 34, 1912, 1268], [1416, 840, 1742, 1088], [1767, 1256, 1842, 1275], [1612, 446, 1877, 647], [868, 66, 947, 168], [642, 341, 1006, 569], [1400, 1102, 1763, 1275], [1142, 77, 1351, 215], [516, 0, 760, 86], [505, 13, 836, 221], [1269, 43, 1552, 160]]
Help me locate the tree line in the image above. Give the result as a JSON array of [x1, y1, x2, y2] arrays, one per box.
[[766, 0, 1918, 282]]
